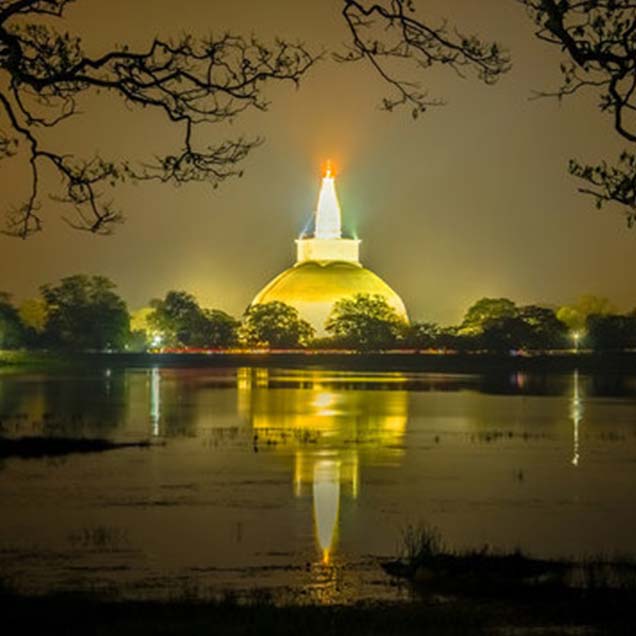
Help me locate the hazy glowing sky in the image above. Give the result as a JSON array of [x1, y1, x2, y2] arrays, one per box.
[[1, 0, 634, 324]]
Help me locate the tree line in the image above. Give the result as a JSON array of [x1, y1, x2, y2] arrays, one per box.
[[1, 275, 636, 354]]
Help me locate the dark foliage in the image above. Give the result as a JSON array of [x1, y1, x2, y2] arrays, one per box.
[[240, 301, 314, 349], [457, 297, 569, 352], [586, 312, 636, 350], [148, 291, 239, 348], [0, 290, 24, 348], [41, 274, 130, 350], [326, 293, 405, 351]]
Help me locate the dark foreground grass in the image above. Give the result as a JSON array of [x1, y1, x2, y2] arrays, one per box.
[[0, 587, 634, 636], [0, 436, 151, 459]]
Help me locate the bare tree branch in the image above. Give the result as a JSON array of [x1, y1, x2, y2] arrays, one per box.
[[0, 1, 318, 237], [521, 0, 636, 222], [0, 1, 511, 237], [336, 0, 511, 116]]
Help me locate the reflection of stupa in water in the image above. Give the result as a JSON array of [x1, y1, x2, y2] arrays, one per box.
[[237, 368, 408, 563], [250, 163, 409, 333]]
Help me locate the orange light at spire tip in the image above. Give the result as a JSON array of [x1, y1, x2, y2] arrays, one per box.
[[323, 159, 335, 179]]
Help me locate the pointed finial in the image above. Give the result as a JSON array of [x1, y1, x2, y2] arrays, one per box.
[[315, 160, 342, 239]]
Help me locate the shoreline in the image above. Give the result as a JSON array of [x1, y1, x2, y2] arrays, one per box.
[[3, 349, 636, 374]]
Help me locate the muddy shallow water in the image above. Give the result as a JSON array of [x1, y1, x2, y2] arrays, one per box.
[[1, 366, 635, 603]]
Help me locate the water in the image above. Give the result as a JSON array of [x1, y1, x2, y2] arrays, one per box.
[[1, 366, 636, 603]]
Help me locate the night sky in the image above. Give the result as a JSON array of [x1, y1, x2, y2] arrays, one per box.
[[0, 0, 633, 324]]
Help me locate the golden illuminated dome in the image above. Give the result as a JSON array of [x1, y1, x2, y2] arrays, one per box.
[[251, 163, 408, 333], [252, 261, 407, 333]]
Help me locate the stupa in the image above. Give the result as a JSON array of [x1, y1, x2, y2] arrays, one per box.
[[250, 163, 408, 333]]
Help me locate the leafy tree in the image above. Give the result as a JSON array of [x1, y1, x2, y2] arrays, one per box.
[[325, 293, 405, 351], [18, 296, 47, 345], [201, 309, 241, 348], [148, 291, 201, 347], [41, 275, 130, 350], [586, 313, 636, 351], [128, 306, 154, 350], [459, 297, 517, 336], [478, 315, 536, 353], [0, 291, 24, 348], [457, 300, 568, 351], [148, 291, 238, 348], [402, 321, 442, 350], [0, 1, 508, 236], [436, 327, 469, 352], [239, 301, 314, 349], [518, 305, 569, 349], [556, 295, 616, 333], [18, 297, 47, 333]]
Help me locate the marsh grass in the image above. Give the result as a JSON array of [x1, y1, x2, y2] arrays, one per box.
[[399, 523, 445, 567], [385, 524, 636, 598], [68, 526, 129, 551], [573, 554, 636, 591]]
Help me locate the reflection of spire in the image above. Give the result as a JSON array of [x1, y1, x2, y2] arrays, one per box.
[[313, 459, 340, 564], [570, 370, 583, 467], [150, 366, 160, 436], [237, 368, 408, 564], [315, 161, 342, 239]]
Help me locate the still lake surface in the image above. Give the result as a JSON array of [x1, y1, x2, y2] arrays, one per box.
[[1, 365, 636, 603]]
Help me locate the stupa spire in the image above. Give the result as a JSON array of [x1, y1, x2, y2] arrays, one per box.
[[314, 160, 342, 239]]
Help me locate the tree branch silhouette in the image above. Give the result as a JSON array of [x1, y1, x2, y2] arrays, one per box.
[[336, 0, 510, 117], [522, 0, 636, 224], [0, 0, 317, 236], [0, 0, 510, 237]]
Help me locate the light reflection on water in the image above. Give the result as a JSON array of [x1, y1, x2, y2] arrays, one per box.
[[1, 365, 636, 603], [571, 370, 582, 467], [237, 368, 408, 568]]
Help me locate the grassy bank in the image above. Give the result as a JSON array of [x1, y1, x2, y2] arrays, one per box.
[[0, 350, 74, 370]]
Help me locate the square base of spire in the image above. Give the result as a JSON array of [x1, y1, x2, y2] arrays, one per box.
[[295, 238, 361, 264]]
